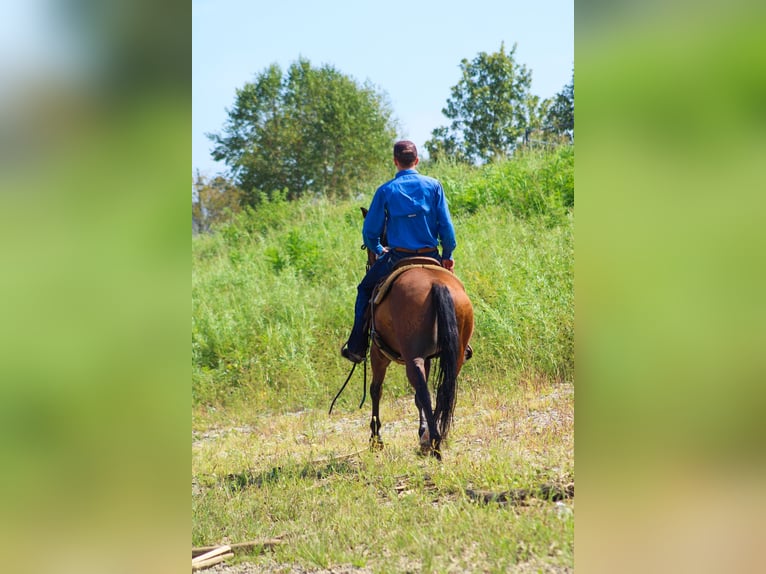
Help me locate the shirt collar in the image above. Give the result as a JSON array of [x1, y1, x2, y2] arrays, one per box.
[[395, 169, 418, 178]]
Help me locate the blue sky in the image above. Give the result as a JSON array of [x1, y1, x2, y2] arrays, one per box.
[[192, 0, 573, 176]]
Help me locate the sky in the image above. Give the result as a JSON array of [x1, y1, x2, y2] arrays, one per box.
[[192, 0, 573, 177]]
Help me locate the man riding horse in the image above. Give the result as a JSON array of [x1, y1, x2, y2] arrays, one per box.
[[341, 140, 458, 363]]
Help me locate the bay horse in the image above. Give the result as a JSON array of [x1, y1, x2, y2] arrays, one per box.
[[361, 209, 474, 459]]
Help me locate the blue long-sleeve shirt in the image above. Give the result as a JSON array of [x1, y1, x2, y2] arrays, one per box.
[[362, 169, 457, 259]]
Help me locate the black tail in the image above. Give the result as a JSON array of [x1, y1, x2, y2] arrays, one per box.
[[432, 283, 460, 440]]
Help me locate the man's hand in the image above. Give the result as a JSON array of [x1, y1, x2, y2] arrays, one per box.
[[442, 258, 454, 272], [376, 246, 390, 260]]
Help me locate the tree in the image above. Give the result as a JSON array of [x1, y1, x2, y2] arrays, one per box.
[[192, 171, 243, 233], [521, 94, 550, 146], [544, 71, 574, 141], [424, 127, 467, 164], [426, 43, 534, 163], [208, 58, 396, 204]]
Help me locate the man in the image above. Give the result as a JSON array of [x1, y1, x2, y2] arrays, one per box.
[[341, 140, 457, 363]]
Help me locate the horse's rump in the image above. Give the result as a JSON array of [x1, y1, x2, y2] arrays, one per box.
[[372, 267, 473, 363]]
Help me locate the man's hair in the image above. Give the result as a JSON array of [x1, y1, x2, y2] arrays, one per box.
[[394, 140, 418, 167]]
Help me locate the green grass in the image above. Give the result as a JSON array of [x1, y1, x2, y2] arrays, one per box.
[[193, 382, 573, 573], [423, 145, 573, 221]]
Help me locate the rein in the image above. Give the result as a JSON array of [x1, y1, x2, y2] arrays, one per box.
[[328, 224, 376, 416], [328, 356, 368, 415]]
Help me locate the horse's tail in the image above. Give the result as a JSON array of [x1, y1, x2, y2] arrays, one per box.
[[432, 283, 460, 440]]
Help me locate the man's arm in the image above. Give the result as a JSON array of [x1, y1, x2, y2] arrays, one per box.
[[435, 184, 457, 260], [362, 189, 387, 256]]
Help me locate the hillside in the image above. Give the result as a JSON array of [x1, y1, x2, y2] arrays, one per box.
[[192, 146, 573, 411]]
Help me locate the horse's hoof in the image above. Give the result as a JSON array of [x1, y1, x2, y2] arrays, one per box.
[[369, 437, 384, 451], [430, 439, 442, 461]]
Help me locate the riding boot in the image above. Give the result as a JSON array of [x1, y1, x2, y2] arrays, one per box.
[[341, 313, 370, 363]]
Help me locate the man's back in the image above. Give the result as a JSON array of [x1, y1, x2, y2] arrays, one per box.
[[363, 169, 456, 258]]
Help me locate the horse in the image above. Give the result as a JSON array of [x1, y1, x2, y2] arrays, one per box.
[[360, 209, 474, 459]]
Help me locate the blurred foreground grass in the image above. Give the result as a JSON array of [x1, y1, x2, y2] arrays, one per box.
[[0, 97, 190, 573], [0, 1, 189, 572], [576, 2, 766, 572]]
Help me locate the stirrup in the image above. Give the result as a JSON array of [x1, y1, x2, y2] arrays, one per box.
[[340, 343, 365, 364]]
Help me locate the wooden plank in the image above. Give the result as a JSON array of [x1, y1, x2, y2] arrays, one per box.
[[192, 552, 233, 571], [192, 544, 231, 564], [192, 538, 283, 558]]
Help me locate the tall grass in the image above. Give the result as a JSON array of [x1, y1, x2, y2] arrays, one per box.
[[192, 146, 573, 410], [192, 199, 363, 409], [423, 145, 574, 220]]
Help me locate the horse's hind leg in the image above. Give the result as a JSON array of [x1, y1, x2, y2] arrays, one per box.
[[415, 358, 432, 453], [369, 347, 389, 450], [415, 394, 430, 455], [407, 358, 440, 459]]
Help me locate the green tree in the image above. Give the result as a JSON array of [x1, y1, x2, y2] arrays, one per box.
[[424, 126, 467, 163], [521, 94, 551, 147], [544, 71, 574, 141], [426, 43, 534, 163], [208, 58, 396, 204], [192, 172, 243, 233]]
